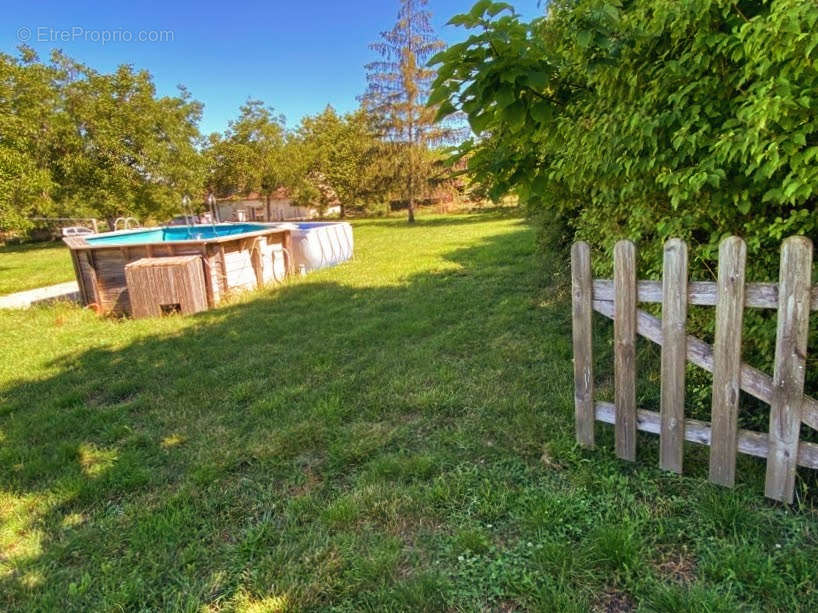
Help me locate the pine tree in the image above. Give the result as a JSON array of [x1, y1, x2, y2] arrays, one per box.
[[363, 0, 447, 223]]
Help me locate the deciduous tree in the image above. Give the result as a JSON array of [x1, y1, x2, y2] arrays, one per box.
[[0, 49, 59, 232], [205, 100, 288, 219], [295, 106, 381, 217], [431, 0, 818, 398], [0, 48, 204, 232]]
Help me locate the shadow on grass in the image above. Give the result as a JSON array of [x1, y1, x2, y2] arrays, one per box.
[[4, 219, 818, 612], [0, 224, 576, 610]]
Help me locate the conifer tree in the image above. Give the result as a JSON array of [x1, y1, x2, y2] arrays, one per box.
[[363, 0, 448, 223]]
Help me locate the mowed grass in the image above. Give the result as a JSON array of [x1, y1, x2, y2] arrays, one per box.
[[0, 241, 75, 295], [1, 211, 818, 611]]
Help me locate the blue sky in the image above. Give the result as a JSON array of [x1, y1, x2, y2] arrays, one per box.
[[2, 1, 545, 135]]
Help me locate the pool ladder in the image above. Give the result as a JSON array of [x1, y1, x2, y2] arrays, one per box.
[[113, 217, 140, 231]]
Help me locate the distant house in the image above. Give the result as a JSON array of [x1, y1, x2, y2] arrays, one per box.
[[211, 188, 341, 222]]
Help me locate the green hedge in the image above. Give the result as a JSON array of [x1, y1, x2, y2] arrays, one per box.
[[432, 0, 818, 417], [431, 0, 818, 274]]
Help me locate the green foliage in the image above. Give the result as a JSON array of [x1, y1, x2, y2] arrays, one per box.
[[431, 0, 818, 278], [0, 48, 58, 232], [0, 48, 203, 231], [431, 0, 818, 397], [293, 106, 385, 215], [206, 102, 397, 217], [204, 100, 288, 209]]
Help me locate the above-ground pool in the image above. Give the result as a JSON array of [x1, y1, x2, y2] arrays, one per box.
[[274, 221, 354, 272], [63, 221, 354, 315], [84, 223, 272, 246]]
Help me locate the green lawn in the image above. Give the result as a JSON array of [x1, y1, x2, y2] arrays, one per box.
[[1, 211, 817, 611], [0, 242, 75, 295]]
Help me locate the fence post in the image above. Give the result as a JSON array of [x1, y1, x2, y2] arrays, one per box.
[[765, 236, 813, 502], [571, 242, 595, 447], [614, 240, 637, 461], [660, 239, 688, 473], [709, 236, 747, 487]]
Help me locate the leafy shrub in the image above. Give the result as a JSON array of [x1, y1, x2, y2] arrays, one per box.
[[433, 0, 818, 272], [432, 0, 818, 401]]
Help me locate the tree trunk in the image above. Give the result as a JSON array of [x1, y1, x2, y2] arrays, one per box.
[[407, 10, 416, 226], [265, 194, 272, 221], [407, 172, 415, 224], [407, 144, 416, 224]]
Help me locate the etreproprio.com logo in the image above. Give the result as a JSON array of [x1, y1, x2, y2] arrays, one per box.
[[17, 26, 174, 45]]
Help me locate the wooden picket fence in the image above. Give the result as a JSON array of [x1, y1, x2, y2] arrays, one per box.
[[571, 236, 818, 503]]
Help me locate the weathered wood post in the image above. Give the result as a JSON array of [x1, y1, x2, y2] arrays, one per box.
[[570, 234, 818, 501], [571, 241, 594, 447], [709, 236, 747, 487], [614, 240, 637, 461], [660, 239, 688, 473], [765, 236, 813, 502]]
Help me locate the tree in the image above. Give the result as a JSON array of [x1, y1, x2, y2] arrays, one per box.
[[0, 48, 204, 232], [295, 105, 382, 217], [363, 0, 449, 223], [204, 100, 289, 219], [55, 53, 204, 227], [0, 48, 60, 232], [431, 0, 818, 276]]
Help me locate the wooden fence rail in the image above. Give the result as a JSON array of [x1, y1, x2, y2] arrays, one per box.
[[571, 236, 817, 503]]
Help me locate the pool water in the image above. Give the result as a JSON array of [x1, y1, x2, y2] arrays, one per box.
[[86, 224, 274, 246]]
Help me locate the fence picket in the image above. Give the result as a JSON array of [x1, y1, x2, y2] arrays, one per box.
[[571, 242, 595, 447], [765, 237, 813, 503], [614, 241, 637, 461], [709, 236, 747, 487], [575, 235, 817, 502], [660, 239, 688, 473]]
